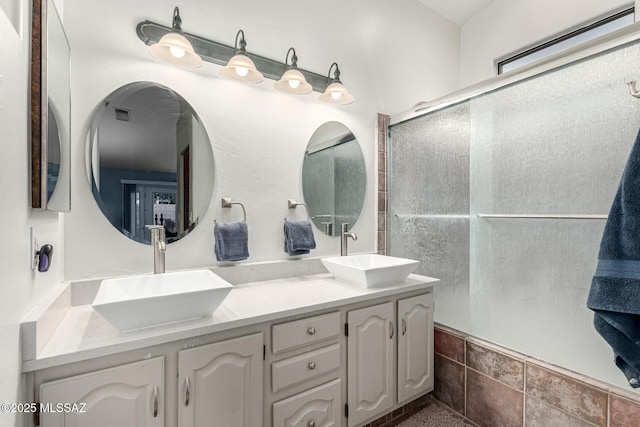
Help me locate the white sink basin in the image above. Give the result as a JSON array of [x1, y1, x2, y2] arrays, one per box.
[[321, 254, 419, 288], [92, 270, 232, 331]]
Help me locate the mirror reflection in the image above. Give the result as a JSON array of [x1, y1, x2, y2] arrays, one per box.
[[87, 82, 214, 244], [47, 101, 61, 201], [302, 122, 366, 236]]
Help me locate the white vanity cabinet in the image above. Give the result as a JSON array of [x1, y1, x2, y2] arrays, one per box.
[[39, 357, 164, 427], [397, 293, 434, 404], [178, 333, 264, 427], [273, 379, 342, 427], [347, 294, 434, 426], [269, 312, 343, 427], [25, 272, 438, 427], [346, 302, 395, 427]]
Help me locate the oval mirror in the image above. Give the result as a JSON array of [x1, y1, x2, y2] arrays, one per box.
[[86, 82, 214, 244], [302, 122, 366, 236]]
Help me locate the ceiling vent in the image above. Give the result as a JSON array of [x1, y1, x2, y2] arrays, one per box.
[[115, 108, 131, 122]]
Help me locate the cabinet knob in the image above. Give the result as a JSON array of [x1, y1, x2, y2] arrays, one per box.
[[308, 420, 316, 427], [308, 362, 316, 370], [307, 327, 316, 336]]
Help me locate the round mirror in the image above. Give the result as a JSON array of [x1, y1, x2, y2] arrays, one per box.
[[86, 82, 214, 244], [302, 122, 366, 236]]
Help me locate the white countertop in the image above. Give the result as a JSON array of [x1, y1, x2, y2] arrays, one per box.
[[22, 273, 438, 372]]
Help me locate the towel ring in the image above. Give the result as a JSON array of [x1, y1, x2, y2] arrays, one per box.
[[216, 197, 247, 224], [285, 199, 310, 221]]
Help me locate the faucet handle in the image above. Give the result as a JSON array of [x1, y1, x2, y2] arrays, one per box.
[[341, 223, 350, 233]]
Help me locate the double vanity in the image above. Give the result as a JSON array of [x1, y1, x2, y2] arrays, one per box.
[[22, 257, 438, 427]]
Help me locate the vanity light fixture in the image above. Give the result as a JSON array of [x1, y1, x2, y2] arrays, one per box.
[[219, 30, 264, 84], [137, 17, 355, 105], [148, 7, 202, 68], [319, 63, 354, 105], [274, 48, 312, 95]]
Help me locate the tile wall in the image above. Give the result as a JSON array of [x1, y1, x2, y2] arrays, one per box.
[[376, 113, 389, 255], [434, 325, 640, 427]]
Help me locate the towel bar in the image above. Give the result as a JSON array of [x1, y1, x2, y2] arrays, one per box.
[[286, 199, 311, 221], [216, 197, 247, 223]]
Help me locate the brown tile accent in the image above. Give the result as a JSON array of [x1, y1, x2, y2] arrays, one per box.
[[525, 395, 595, 427], [466, 341, 524, 390], [434, 328, 465, 363], [378, 152, 387, 172], [434, 353, 465, 413], [378, 192, 387, 211], [466, 369, 523, 427], [378, 212, 386, 232], [378, 171, 387, 191], [525, 363, 607, 427], [610, 393, 640, 427]]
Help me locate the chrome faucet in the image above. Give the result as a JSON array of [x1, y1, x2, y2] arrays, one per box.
[[340, 223, 357, 256], [146, 225, 166, 274]]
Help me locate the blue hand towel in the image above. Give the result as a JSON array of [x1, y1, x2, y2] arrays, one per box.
[[284, 220, 316, 256], [214, 221, 249, 262], [587, 129, 640, 389]]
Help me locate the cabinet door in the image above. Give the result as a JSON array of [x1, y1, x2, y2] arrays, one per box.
[[178, 333, 263, 427], [397, 293, 434, 404], [273, 379, 341, 427], [39, 357, 164, 427], [347, 302, 394, 427]]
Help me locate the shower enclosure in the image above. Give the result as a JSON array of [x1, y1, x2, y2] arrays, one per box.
[[389, 26, 640, 391]]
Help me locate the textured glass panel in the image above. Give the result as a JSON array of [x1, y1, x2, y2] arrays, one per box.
[[469, 218, 619, 385], [389, 39, 640, 392], [389, 102, 470, 215], [390, 214, 471, 331], [471, 44, 640, 215]]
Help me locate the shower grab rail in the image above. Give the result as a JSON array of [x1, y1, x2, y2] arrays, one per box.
[[392, 213, 608, 220], [476, 214, 608, 219]]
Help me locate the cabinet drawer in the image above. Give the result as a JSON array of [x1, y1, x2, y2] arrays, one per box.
[[273, 379, 342, 427], [272, 312, 340, 354], [272, 343, 341, 393]]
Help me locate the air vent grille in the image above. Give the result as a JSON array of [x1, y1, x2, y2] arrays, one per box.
[[115, 108, 130, 122]]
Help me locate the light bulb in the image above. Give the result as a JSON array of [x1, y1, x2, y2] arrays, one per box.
[[331, 92, 342, 100], [169, 46, 186, 58], [236, 66, 249, 77], [288, 79, 301, 89]]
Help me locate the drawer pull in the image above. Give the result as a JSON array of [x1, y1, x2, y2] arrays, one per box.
[[389, 321, 394, 339], [402, 318, 407, 335], [185, 376, 191, 407], [308, 362, 316, 370], [153, 385, 159, 418], [307, 327, 316, 335], [308, 420, 316, 427]]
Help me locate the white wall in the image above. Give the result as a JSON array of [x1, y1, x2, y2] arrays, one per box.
[[460, 0, 632, 87], [0, 3, 64, 426], [63, 0, 460, 279]]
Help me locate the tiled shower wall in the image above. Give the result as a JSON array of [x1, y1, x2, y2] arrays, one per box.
[[377, 113, 389, 255], [434, 325, 640, 426]]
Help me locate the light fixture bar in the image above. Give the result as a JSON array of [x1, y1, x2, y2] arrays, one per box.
[[137, 21, 331, 93]]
